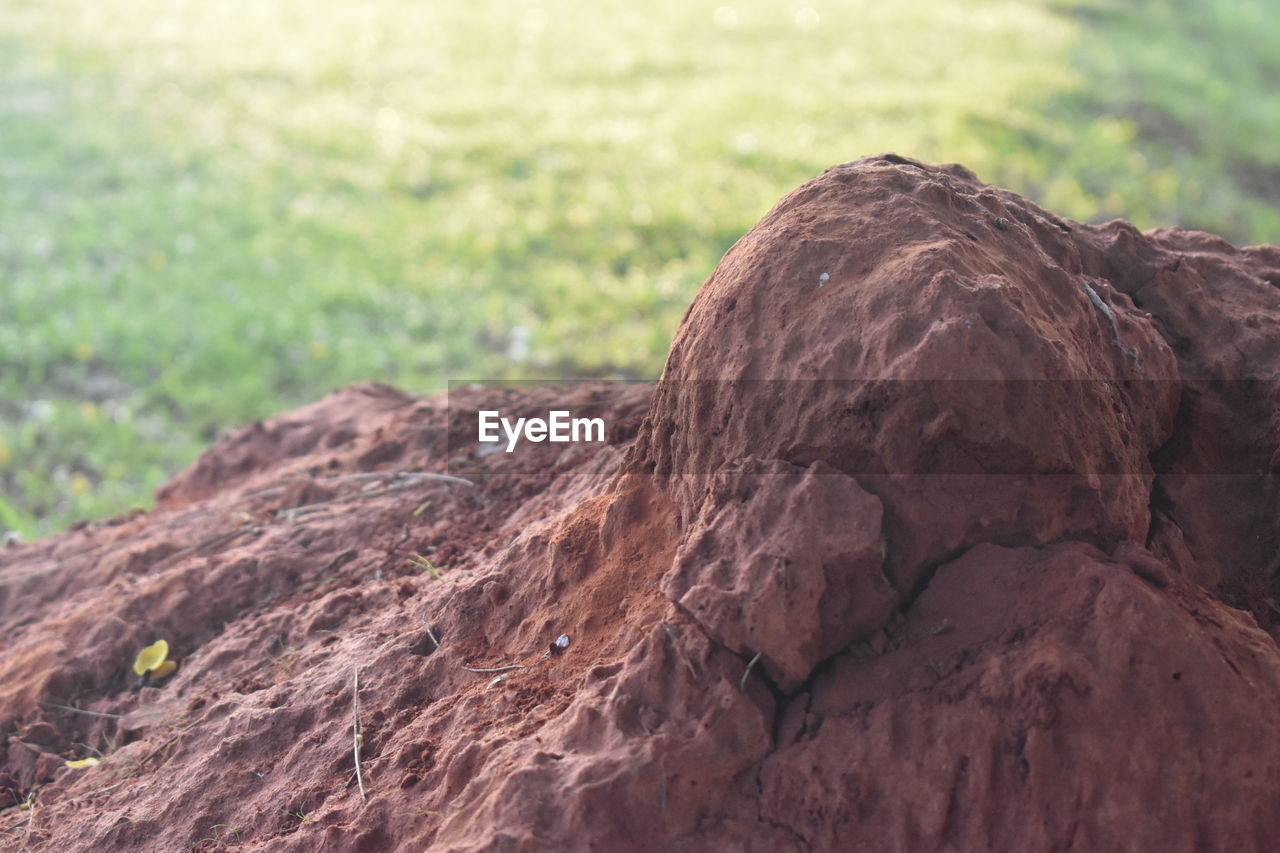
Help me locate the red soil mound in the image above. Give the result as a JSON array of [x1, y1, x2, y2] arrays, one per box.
[[2, 155, 1279, 851]]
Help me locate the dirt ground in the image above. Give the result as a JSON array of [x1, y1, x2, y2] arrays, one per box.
[[3, 155, 1279, 851]]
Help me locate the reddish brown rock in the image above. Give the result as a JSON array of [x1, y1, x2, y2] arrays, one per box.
[[665, 458, 893, 690], [634, 155, 1182, 595], [1075, 225, 1280, 600], [760, 541, 1280, 852], [1, 155, 1278, 851]]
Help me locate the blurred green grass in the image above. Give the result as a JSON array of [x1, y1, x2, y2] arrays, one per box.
[[0, 0, 1276, 539]]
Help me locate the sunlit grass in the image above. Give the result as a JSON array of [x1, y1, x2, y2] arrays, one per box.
[[0, 0, 1275, 538]]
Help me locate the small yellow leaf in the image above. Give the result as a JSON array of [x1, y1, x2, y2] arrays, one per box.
[[133, 640, 170, 676], [65, 757, 100, 768], [151, 659, 178, 680]]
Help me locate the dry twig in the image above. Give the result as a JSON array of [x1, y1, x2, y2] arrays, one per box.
[[327, 471, 474, 488], [662, 623, 698, 677], [166, 526, 262, 563], [352, 668, 367, 802], [421, 616, 440, 651], [280, 472, 474, 520], [739, 652, 762, 692], [23, 790, 36, 848]]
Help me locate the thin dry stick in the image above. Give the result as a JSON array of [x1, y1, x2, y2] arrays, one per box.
[[236, 471, 473, 508], [280, 485, 413, 519], [352, 668, 367, 802], [135, 732, 182, 772], [328, 471, 475, 488], [739, 652, 762, 692], [282, 492, 384, 519], [166, 526, 261, 562], [421, 616, 440, 650], [662, 623, 698, 677], [38, 701, 123, 720], [23, 791, 35, 848], [280, 472, 476, 519], [462, 664, 526, 674]]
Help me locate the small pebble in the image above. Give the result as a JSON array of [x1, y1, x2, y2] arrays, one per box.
[[543, 634, 571, 659]]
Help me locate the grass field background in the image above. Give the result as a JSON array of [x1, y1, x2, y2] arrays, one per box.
[[1, 0, 1277, 539]]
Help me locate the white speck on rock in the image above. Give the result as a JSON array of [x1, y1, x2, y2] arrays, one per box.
[[818, 272, 829, 287]]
